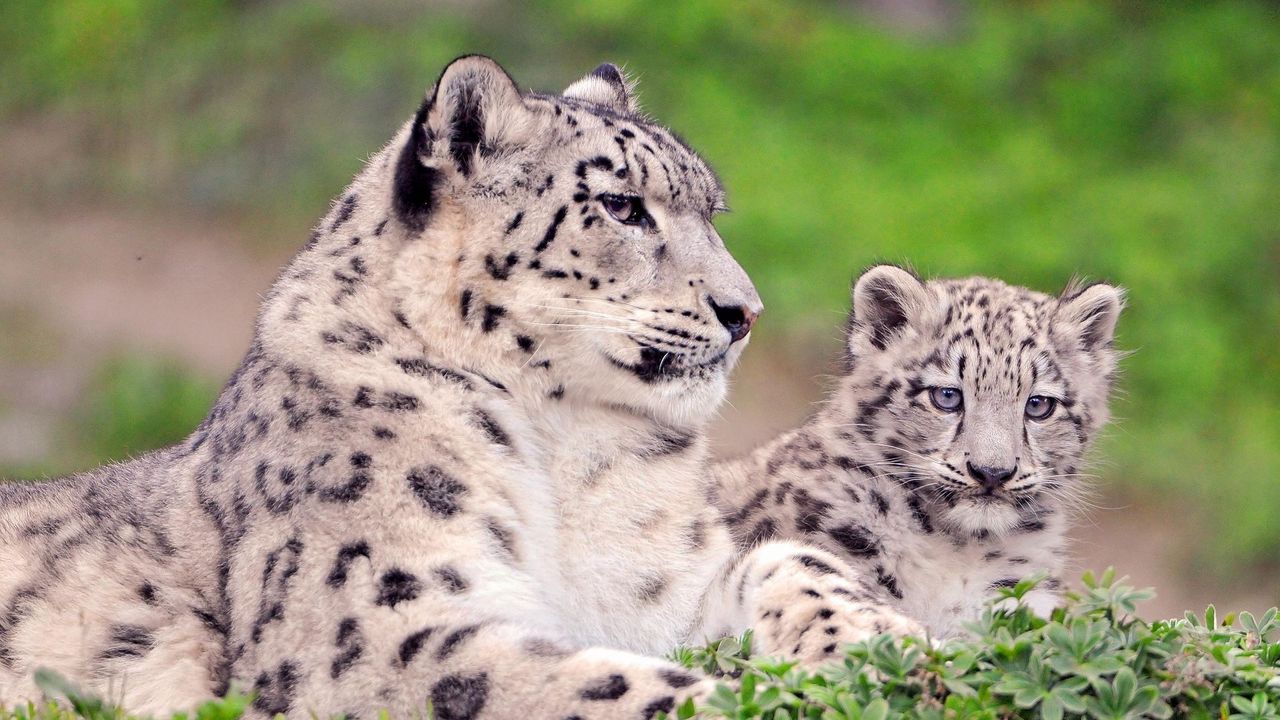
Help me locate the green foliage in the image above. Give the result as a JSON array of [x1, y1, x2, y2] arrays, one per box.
[[75, 356, 217, 468], [1, 572, 1276, 719], [0, 670, 249, 720], [0, 356, 217, 482], [672, 570, 1280, 719], [2, 0, 1278, 571]]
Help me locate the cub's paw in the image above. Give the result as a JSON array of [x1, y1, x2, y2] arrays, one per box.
[[729, 541, 926, 667], [753, 590, 924, 666]]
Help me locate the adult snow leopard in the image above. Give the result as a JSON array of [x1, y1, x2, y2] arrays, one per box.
[[0, 58, 916, 718], [714, 265, 1124, 640]]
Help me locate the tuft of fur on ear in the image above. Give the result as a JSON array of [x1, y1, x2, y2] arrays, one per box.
[[429, 55, 530, 176], [1055, 281, 1125, 352], [562, 62, 637, 114], [393, 55, 531, 231], [849, 265, 933, 351]]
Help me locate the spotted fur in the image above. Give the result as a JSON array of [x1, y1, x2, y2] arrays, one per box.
[[714, 266, 1125, 639], [0, 57, 885, 717]]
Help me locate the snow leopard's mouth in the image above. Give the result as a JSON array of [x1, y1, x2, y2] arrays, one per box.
[[605, 345, 728, 384], [932, 474, 1020, 507], [971, 491, 1009, 504]]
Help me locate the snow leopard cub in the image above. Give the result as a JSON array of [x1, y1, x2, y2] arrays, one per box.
[[713, 265, 1124, 639]]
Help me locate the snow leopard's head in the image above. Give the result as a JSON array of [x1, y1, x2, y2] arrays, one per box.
[[388, 56, 761, 426], [838, 266, 1124, 535]]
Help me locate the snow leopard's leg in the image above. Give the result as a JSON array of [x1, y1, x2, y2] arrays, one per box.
[[249, 614, 714, 719], [235, 516, 716, 719], [694, 540, 924, 666]]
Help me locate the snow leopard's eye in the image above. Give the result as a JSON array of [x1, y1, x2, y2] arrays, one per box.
[[601, 194, 653, 228], [1025, 395, 1057, 421], [929, 387, 963, 413]]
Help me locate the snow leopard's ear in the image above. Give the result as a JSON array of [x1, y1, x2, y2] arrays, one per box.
[[393, 55, 532, 231], [1054, 281, 1125, 352], [562, 63, 637, 114], [848, 265, 933, 351]]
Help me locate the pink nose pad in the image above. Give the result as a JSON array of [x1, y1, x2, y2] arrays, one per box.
[[709, 299, 759, 343]]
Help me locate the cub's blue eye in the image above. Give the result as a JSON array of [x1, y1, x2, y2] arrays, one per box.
[[601, 194, 652, 227], [1025, 395, 1057, 420], [929, 387, 963, 412]]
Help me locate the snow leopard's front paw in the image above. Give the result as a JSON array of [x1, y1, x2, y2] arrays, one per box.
[[754, 590, 923, 666], [542, 646, 718, 719]]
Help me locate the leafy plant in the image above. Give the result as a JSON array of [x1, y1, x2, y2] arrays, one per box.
[[0, 670, 249, 720], [673, 570, 1280, 719]]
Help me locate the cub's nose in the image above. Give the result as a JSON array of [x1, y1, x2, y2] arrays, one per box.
[[967, 462, 1016, 492], [708, 297, 760, 344]]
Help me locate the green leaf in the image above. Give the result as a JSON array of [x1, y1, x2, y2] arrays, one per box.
[[1041, 694, 1064, 720], [1113, 667, 1137, 704], [862, 699, 889, 720]]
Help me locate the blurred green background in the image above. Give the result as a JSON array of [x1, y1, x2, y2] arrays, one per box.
[[0, 0, 1277, 611]]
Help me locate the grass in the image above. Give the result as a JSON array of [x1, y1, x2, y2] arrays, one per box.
[[7, 571, 1277, 719], [1, 671, 248, 720]]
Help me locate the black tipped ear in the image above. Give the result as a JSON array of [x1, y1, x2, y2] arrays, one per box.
[[591, 63, 626, 87], [849, 265, 932, 351], [430, 55, 526, 176], [392, 55, 530, 232], [563, 62, 636, 113], [1056, 282, 1125, 351]]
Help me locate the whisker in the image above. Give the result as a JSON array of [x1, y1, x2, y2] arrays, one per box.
[[518, 337, 547, 370], [522, 322, 635, 334], [518, 303, 638, 319], [512, 303, 650, 327], [563, 296, 656, 314], [855, 442, 940, 465]]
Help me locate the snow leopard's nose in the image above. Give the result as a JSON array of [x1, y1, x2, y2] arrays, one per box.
[[967, 462, 1017, 492], [708, 297, 760, 344]]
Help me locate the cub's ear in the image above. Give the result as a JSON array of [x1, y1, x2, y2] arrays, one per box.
[[1055, 281, 1125, 352], [849, 265, 932, 351], [562, 63, 637, 114], [393, 55, 531, 231]]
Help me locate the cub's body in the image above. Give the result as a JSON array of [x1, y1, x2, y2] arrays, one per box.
[[715, 435, 1068, 637], [715, 269, 1123, 637]]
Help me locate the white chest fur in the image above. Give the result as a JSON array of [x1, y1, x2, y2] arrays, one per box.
[[498, 404, 732, 655], [890, 525, 1065, 637]]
